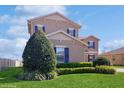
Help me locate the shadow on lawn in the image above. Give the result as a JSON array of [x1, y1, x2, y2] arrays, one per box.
[[0, 67, 23, 84], [0, 76, 21, 84]]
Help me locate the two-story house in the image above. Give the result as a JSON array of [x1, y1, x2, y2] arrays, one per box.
[[27, 12, 99, 63]]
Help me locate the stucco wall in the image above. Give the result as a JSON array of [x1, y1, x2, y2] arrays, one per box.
[[100, 54, 124, 65], [81, 36, 99, 52], [29, 18, 79, 36], [49, 39, 87, 62]]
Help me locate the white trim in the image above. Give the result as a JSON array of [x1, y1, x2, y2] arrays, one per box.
[[55, 45, 66, 48], [68, 27, 75, 30], [46, 30, 88, 46], [84, 51, 98, 54], [36, 24, 44, 27]]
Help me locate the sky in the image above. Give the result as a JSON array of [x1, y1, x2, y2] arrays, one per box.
[[0, 5, 124, 60]]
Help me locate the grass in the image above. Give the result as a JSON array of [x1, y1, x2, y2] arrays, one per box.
[[114, 66, 124, 68], [0, 67, 124, 88]]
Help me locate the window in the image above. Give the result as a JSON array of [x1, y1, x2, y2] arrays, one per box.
[[88, 41, 95, 49], [34, 25, 45, 32], [56, 47, 65, 63], [88, 54, 95, 62], [67, 28, 77, 37], [54, 47, 69, 63]]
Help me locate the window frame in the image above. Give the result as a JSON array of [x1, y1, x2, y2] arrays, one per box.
[[56, 47, 65, 63], [34, 24, 45, 32], [67, 28, 77, 37], [88, 41, 95, 49]]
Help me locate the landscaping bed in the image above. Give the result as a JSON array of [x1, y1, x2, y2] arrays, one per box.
[[0, 67, 123, 88], [0, 61, 117, 87], [56, 62, 116, 75]]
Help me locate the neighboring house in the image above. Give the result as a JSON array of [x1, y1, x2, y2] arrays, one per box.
[[0, 58, 23, 71], [27, 12, 99, 63], [100, 47, 124, 65]]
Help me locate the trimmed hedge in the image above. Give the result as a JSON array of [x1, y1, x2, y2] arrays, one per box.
[[56, 66, 116, 75], [56, 67, 95, 75], [95, 66, 116, 74], [57, 62, 93, 68]]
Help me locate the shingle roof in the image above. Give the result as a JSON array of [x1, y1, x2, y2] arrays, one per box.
[[79, 35, 100, 41], [101, 47, 124, 55]]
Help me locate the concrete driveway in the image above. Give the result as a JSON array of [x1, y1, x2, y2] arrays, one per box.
[[116, 68, 124, 72]]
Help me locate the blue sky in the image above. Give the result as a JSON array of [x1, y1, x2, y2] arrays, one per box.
[[0, 5, 124, 59]]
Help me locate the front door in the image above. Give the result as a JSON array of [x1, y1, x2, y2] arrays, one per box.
[[88, 54, 95, 62]]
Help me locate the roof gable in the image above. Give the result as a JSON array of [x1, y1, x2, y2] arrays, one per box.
[[28, 12, 81, 29], [45, 13, 67, 21], [46, 30, 88, 46], [80, 35, 100, 41], [47, 32, 73, 41]]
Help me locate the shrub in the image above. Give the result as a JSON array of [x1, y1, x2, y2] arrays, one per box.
[[56, 66, 116, 75], [56, 67, 95, 75], [93, 57, 110, 67], [22, 30, 57, 80], [95, 66, 116, 74], [57, 62, 93, 68]]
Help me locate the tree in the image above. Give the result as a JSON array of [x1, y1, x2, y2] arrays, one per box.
[[22, 30, 57, 80]]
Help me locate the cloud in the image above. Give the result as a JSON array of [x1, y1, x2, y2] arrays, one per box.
[[0, 5, 68, 60], [0, 15, 10, 24], [15, 5, 68, 16], [101, 39, 124, 53], [0, 15, 28, 26], [7, 25, 29, 38], [0, 38, 27, 59]]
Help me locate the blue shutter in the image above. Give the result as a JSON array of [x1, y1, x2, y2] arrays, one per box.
[[93, 42, 95, 49], [73, 29, 76, 37], [42, 26, 45, 32], [34, 25, 38, 32], [64, 48, 69, 63], [54, 47, 56, 54], [88, 41, 90, 48], [67, 29, 69, 34]]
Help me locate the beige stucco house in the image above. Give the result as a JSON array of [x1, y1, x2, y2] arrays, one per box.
[[100, 47, 124, 65], [27, 12, 99, 63]]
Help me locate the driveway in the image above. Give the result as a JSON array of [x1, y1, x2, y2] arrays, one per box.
[[116, 68, 124, 72]]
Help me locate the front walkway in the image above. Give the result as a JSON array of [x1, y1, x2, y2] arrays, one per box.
[[116, 68, 124, 72]]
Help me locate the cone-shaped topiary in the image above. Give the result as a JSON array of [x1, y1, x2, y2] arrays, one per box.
[[22, 30, 57, 80]]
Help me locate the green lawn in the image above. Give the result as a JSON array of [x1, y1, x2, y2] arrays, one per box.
[[0, 67, 124, 88], [114, 66, 124, 68]]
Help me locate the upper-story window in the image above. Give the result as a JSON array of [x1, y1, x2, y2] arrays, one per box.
[[88, 41, 95, 49], [67, 28, 78, 37], [34, 25, 45, 32]]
